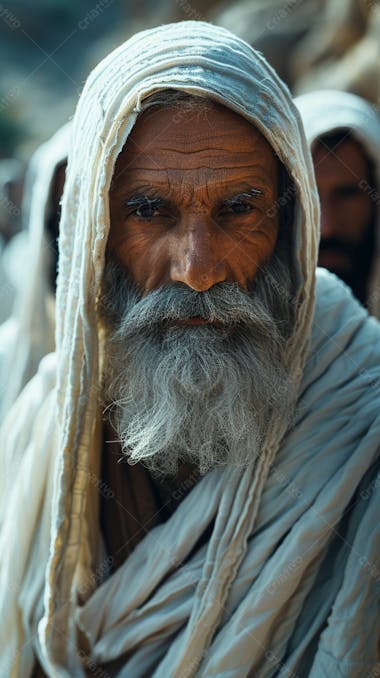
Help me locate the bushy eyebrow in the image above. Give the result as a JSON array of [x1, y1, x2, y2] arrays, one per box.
[[123, 186, 264, 210], [222, 188, 263, 206], [125, 193, 166, 208]]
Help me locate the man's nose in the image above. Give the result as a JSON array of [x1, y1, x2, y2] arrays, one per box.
[[170, 220, 227, 291], [319, 200, 337, 239]]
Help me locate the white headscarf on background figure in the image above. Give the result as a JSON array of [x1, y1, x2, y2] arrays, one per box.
[[0, 158, 23, 323], [295, 89, 380, 317], [0, 123, 70, 421], [1, 22, 380, 678]]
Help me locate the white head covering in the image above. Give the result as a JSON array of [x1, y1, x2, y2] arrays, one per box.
[[1, 21, 380, 678], [295, 89, 380, 316], [0, 158, 22, 238], [0, 123, 70, 420], [0, 159, 23, 324]]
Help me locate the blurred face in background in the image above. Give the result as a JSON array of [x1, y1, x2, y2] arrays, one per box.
[[313, 131, 376, 305]]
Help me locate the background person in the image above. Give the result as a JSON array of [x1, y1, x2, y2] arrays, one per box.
[[0, 123, 69, 421], [296, 89, 380, 313]]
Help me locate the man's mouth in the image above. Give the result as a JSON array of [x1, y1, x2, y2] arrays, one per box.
[[159, 316, 226, 331], [318, 250, 352, 272], [174, 317, 219, 327]]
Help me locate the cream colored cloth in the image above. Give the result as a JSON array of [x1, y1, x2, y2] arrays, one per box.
[[0, 234, 17, 324], [0, 159, 23, 324], [1, 21, 380, 678], [0, 123, 70, 421], [295, 89, 380, 318]]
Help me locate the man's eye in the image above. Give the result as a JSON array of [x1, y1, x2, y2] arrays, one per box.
[[135, 202, 160, 219], [219, 190, 263, 218], [231, 201, 252, 214], [336, 186, 362, 199], [126, 196, 164, 220], [224, 201, 253, 215]]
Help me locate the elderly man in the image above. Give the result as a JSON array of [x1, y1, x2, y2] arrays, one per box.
[[296, 90, 380, 316], [1, 22, 380, 678]]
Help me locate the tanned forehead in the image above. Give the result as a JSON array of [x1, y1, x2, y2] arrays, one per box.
[[112, 109, 278, 185], [123, 104, 274, 153], [110, 170, 277, 202]]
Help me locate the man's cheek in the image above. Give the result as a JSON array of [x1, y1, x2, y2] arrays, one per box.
[[229, 237, 277, 284]]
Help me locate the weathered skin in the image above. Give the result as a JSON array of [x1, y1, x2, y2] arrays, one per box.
[[109, 103, 280, 311]]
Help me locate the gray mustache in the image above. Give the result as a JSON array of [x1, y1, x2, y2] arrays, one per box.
[[115, 282, 275, 339]]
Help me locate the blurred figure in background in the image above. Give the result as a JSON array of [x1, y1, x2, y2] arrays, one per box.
[[0, 158, 24, 323], [0, 123, 69, 421], [296, 90, 380, 314], [0, 158, 23, 242]]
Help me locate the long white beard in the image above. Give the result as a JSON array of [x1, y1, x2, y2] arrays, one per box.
[[99, 257, 296, 476]]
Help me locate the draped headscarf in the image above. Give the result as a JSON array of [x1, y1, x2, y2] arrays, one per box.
[[1, 21, 380, 678]]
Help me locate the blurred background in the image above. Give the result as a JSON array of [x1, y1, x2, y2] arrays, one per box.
[[0, 0, 378, 159]]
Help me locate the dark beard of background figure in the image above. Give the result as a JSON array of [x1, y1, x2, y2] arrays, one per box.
[[319, 217, 376, 306]]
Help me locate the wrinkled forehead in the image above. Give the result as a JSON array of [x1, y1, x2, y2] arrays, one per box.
[[110, 92, 282, 194]]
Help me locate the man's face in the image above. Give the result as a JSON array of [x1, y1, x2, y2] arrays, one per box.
[[109, 103, 280, 299], [101, 100, 295, 476], [313, 137, 375, 300]]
